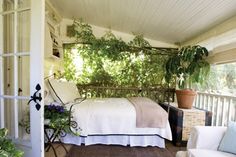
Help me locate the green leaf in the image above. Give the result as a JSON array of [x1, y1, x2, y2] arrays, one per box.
[[63, 19, 172, 88], [0, 128, 24, 157], [164, 45, 210, 89], [0, 128, 8, 138]]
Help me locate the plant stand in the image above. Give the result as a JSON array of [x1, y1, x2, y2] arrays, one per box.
[[44, 125, 68, 157]]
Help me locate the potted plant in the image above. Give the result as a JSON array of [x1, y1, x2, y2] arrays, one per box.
[[44, 104, 71, 131], [0, 128, 24, 157], [165, 45, 210, 109], [20, 103, 80, 135]]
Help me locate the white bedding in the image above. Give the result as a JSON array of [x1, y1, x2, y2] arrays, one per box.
[[66, 98, 172, 139], [47, 79, 172, 147]]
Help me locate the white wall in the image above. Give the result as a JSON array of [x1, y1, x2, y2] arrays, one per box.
[[44, 23, 63, 77], [60, 18, 177, 48], [44, 0, 64, 77]]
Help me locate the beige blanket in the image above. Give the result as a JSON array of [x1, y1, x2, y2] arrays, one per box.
[[128, 97, 168, 128]]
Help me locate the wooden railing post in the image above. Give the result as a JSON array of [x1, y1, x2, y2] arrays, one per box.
[[196, 92, 236, 127]]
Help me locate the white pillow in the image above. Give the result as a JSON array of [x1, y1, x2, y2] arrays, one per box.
[[218, 121, 236, 154], [47, 79, 81, 104]]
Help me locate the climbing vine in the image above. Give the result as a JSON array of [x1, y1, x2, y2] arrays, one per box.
[[63, 19, 177, 87]]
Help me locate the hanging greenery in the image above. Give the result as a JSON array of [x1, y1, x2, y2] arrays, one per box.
[[63, 19, 177, 87]]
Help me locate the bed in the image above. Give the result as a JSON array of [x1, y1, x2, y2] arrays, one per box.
[[46, 79, 172, 148]]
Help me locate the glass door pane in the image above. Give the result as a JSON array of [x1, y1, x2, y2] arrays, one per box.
[[18, 56, 30, 96], [3, 56, 14, 95], [18, 99, 30, 139], [2, 0, 14, 12], [17, 10, 30, 53], [18, 0, 30, 9], [3, 13, 14, 54], [3, 98, 14, 135]]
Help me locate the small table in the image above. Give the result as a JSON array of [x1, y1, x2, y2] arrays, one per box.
[[160, 102, 212, 146], [44, 125, 68, 157]]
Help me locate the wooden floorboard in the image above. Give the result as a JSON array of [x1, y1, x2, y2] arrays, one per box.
[[45, 141, 186, 157]]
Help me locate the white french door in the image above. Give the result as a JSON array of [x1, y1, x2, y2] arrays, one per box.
[[0, 0, 44, 157]]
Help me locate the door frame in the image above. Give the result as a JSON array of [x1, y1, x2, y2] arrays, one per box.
[[0, 0, 45, 156]]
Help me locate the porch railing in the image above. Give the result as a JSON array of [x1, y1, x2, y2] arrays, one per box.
[[194, 92, 236, 126], [77, 85, 175, 103]]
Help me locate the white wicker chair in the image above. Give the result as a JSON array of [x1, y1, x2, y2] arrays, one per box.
[[176, 126, 236, 157]]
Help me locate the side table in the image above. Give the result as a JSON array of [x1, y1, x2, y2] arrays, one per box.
[[159, 102, 212, 146]]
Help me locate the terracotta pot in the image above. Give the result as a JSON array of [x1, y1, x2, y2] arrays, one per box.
[[176, 89, 197, 109]]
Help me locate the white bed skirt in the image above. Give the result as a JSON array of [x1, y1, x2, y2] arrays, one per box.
[[62, 134, 166, 148]]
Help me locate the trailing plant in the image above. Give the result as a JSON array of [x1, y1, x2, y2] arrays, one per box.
[[165, 45, 210, 89], [45, 104, 81, 136], [44, 104, 70, 131], [63, 48, 78, 81], [63, 19, 176, 88], [20, 103, 79, 135], [0, 128, 24, 157]]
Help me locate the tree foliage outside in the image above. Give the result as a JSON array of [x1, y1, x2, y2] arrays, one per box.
[[194, 62, 236, 95], [63, 20, 176, 88]]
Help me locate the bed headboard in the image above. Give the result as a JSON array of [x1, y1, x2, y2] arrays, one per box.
[[76, 85, 175, 103]]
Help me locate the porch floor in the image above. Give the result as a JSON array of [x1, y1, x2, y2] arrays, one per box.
[[45, 140, 186, 157]]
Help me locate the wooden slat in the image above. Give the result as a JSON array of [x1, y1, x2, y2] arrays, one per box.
[[216, 97, 220, 126], [227, 98, 232, 123], [212, 96, 215, 126], [196, 92, 236, 127], [207, 95, 210, 111], [198, 93, 201, 108], [221, 97, 226, 126], [49, 0, 236, 44]]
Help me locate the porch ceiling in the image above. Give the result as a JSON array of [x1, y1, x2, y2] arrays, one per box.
[[49, 0, 236, 45]]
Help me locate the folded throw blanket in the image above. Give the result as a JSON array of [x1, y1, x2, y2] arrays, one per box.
[[128, 97, 168, 128]]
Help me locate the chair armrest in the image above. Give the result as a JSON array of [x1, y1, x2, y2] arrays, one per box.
[[187, 126, 227, 150]]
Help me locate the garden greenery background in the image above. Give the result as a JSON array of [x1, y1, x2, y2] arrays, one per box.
[[62, 20, 236, 95], [63, 20, 177, 88]]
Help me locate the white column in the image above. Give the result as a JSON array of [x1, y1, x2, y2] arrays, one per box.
[[30, 0, 45, 156], [216, 97, 220, 126]]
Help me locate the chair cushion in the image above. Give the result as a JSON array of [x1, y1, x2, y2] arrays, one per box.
[[218, 121, 236, 154], [188, 149, 236, 157], [187, 126, 227, 150]]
